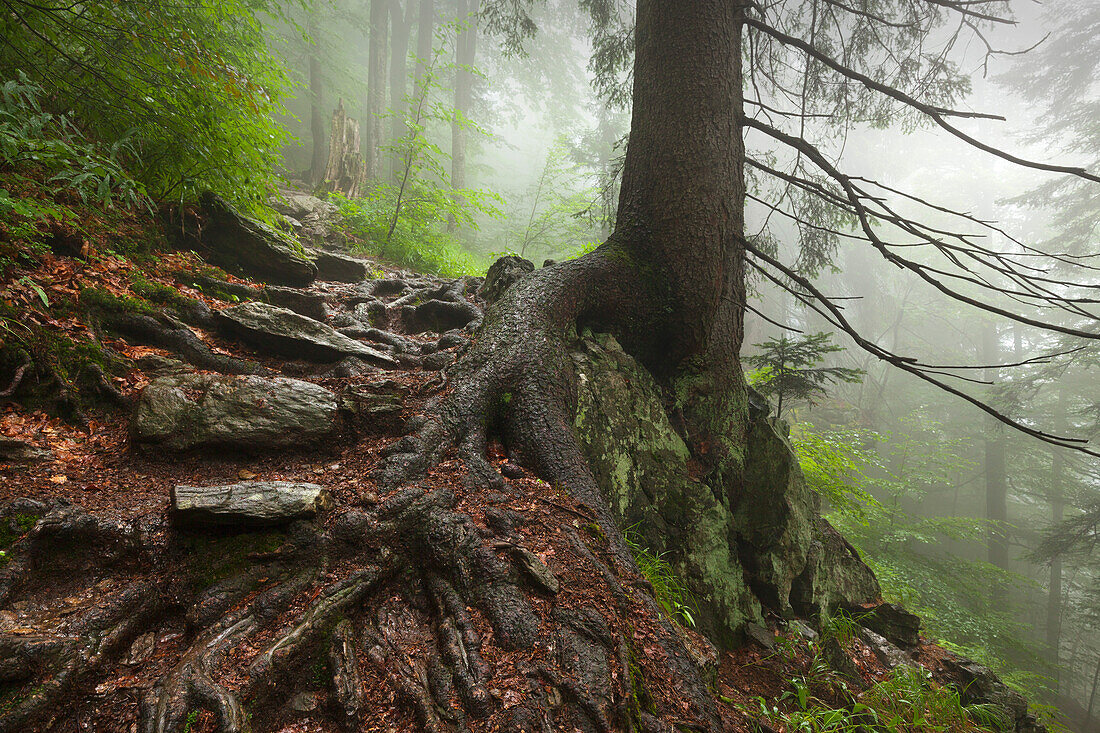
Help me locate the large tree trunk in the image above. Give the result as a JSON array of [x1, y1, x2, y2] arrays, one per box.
[[364, 0, 390, 181], [389, 0, 414, 181]]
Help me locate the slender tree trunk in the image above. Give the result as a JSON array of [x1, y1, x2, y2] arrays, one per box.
[[364, 0, 390, 181], [388, 0, 414, 181], [1048, 385, 1067, 688], [982, 323, 1009, 608], [451, 0, 478, 191], [1088, 648, 1100, 728], [308, 30, 326, 185], [414, 0, 434, 97]]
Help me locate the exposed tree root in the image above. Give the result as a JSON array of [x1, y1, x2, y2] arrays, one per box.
[[101, 311, 271, 376]]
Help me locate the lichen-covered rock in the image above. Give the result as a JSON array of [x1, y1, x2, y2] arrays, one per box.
[[736, 398, 816, 613], [264, 285, 328, 321], [941, 655, 1046, 733], [216, 302, 396, 366], [132, 374, 338, 451], [310, 249, 371, 283], [478, 256, 534, 304], [171, 481, 329, 527], [791, 516, 881, 615], [199, 193, 317, 287], [271, 192, 346, 249], [572, 333, 760, 646], [571, 333, 883, 647]]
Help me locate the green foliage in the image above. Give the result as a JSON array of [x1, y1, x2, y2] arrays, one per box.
[[334, 190, 486, 277], [0, 0, 292, 210], [791, 425, 882, 522], [1, 74, 147, 210], [747, 332, 863, 418], [623, 527, 696, 628], [793, 421, 1050, 698], [750, 666, 1000, 733]]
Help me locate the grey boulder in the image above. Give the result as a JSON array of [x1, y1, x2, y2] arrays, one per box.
[[199, 193, 317, 287], [132, 374, 338, 451], [216, 302, 397, 366], [172, 481, 329, 527], [310, 249, 372, 283]]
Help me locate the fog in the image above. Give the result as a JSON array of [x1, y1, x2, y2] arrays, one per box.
[[269, 1, 1099, 726]]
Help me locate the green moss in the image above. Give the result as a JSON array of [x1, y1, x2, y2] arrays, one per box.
[[78, 286, 156, 316], [180, 530, 287, 590], [128, 271, 202, 313]]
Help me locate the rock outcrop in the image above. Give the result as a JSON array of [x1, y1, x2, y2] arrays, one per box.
[[132, 373, 339, 451], [571, 333, 881, 647], [197, 193, 317, 287]]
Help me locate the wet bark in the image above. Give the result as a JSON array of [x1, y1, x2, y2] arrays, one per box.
[[308, 21, 326, 185], [365, 0, 390, 181], [389, 0, 414, 181], [982, 323, 1009, 607]]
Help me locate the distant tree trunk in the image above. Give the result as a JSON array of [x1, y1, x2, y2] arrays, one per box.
[[364, 0, 390, 181], [320, 100, 367, 198], [1047, 385, 1067, 687], [308, 31, 326, 185], [389, 0, 414, 181], [413, 0, 434, 98], [451, 0, 478, 192], [1088, 650, 1100, 728], [983, 323, 1009, 607]]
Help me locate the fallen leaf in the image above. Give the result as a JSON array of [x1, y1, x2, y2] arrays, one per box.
[[49, 475, 68, 484], [238, 469, 258, 480]]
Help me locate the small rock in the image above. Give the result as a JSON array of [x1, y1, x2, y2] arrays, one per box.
[[856, 602, 921, 648], [857, 627, 910, 669], [132, 374, 338, 452], [0, 438, 51, 463], [500, 462, 524, 479], [788, 619, 818, 642], [171, 481, 329, 528], [289, 691, 318, 712], [510, 546, 559, 594], [124, 632, 156, 665], [264, 285, 328, 322], [744, 623, 777, 651]]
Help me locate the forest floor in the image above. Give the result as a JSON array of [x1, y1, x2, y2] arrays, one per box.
[[0, 192, 997, 732]]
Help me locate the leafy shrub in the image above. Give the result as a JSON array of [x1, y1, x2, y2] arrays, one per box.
[[333, 188, 488, 277], [623, 527, 697, 628], [1, 74, 148, 210]]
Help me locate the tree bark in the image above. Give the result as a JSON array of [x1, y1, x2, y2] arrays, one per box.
[[308, 30, 326, 185], [414, 0, 434, 99], [451, 0, 478, 192], [365, 0, 390, 181], [982, 323, 1009, 607], [1047, 385, 1067, 687], [389, 0, 414, 181]]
